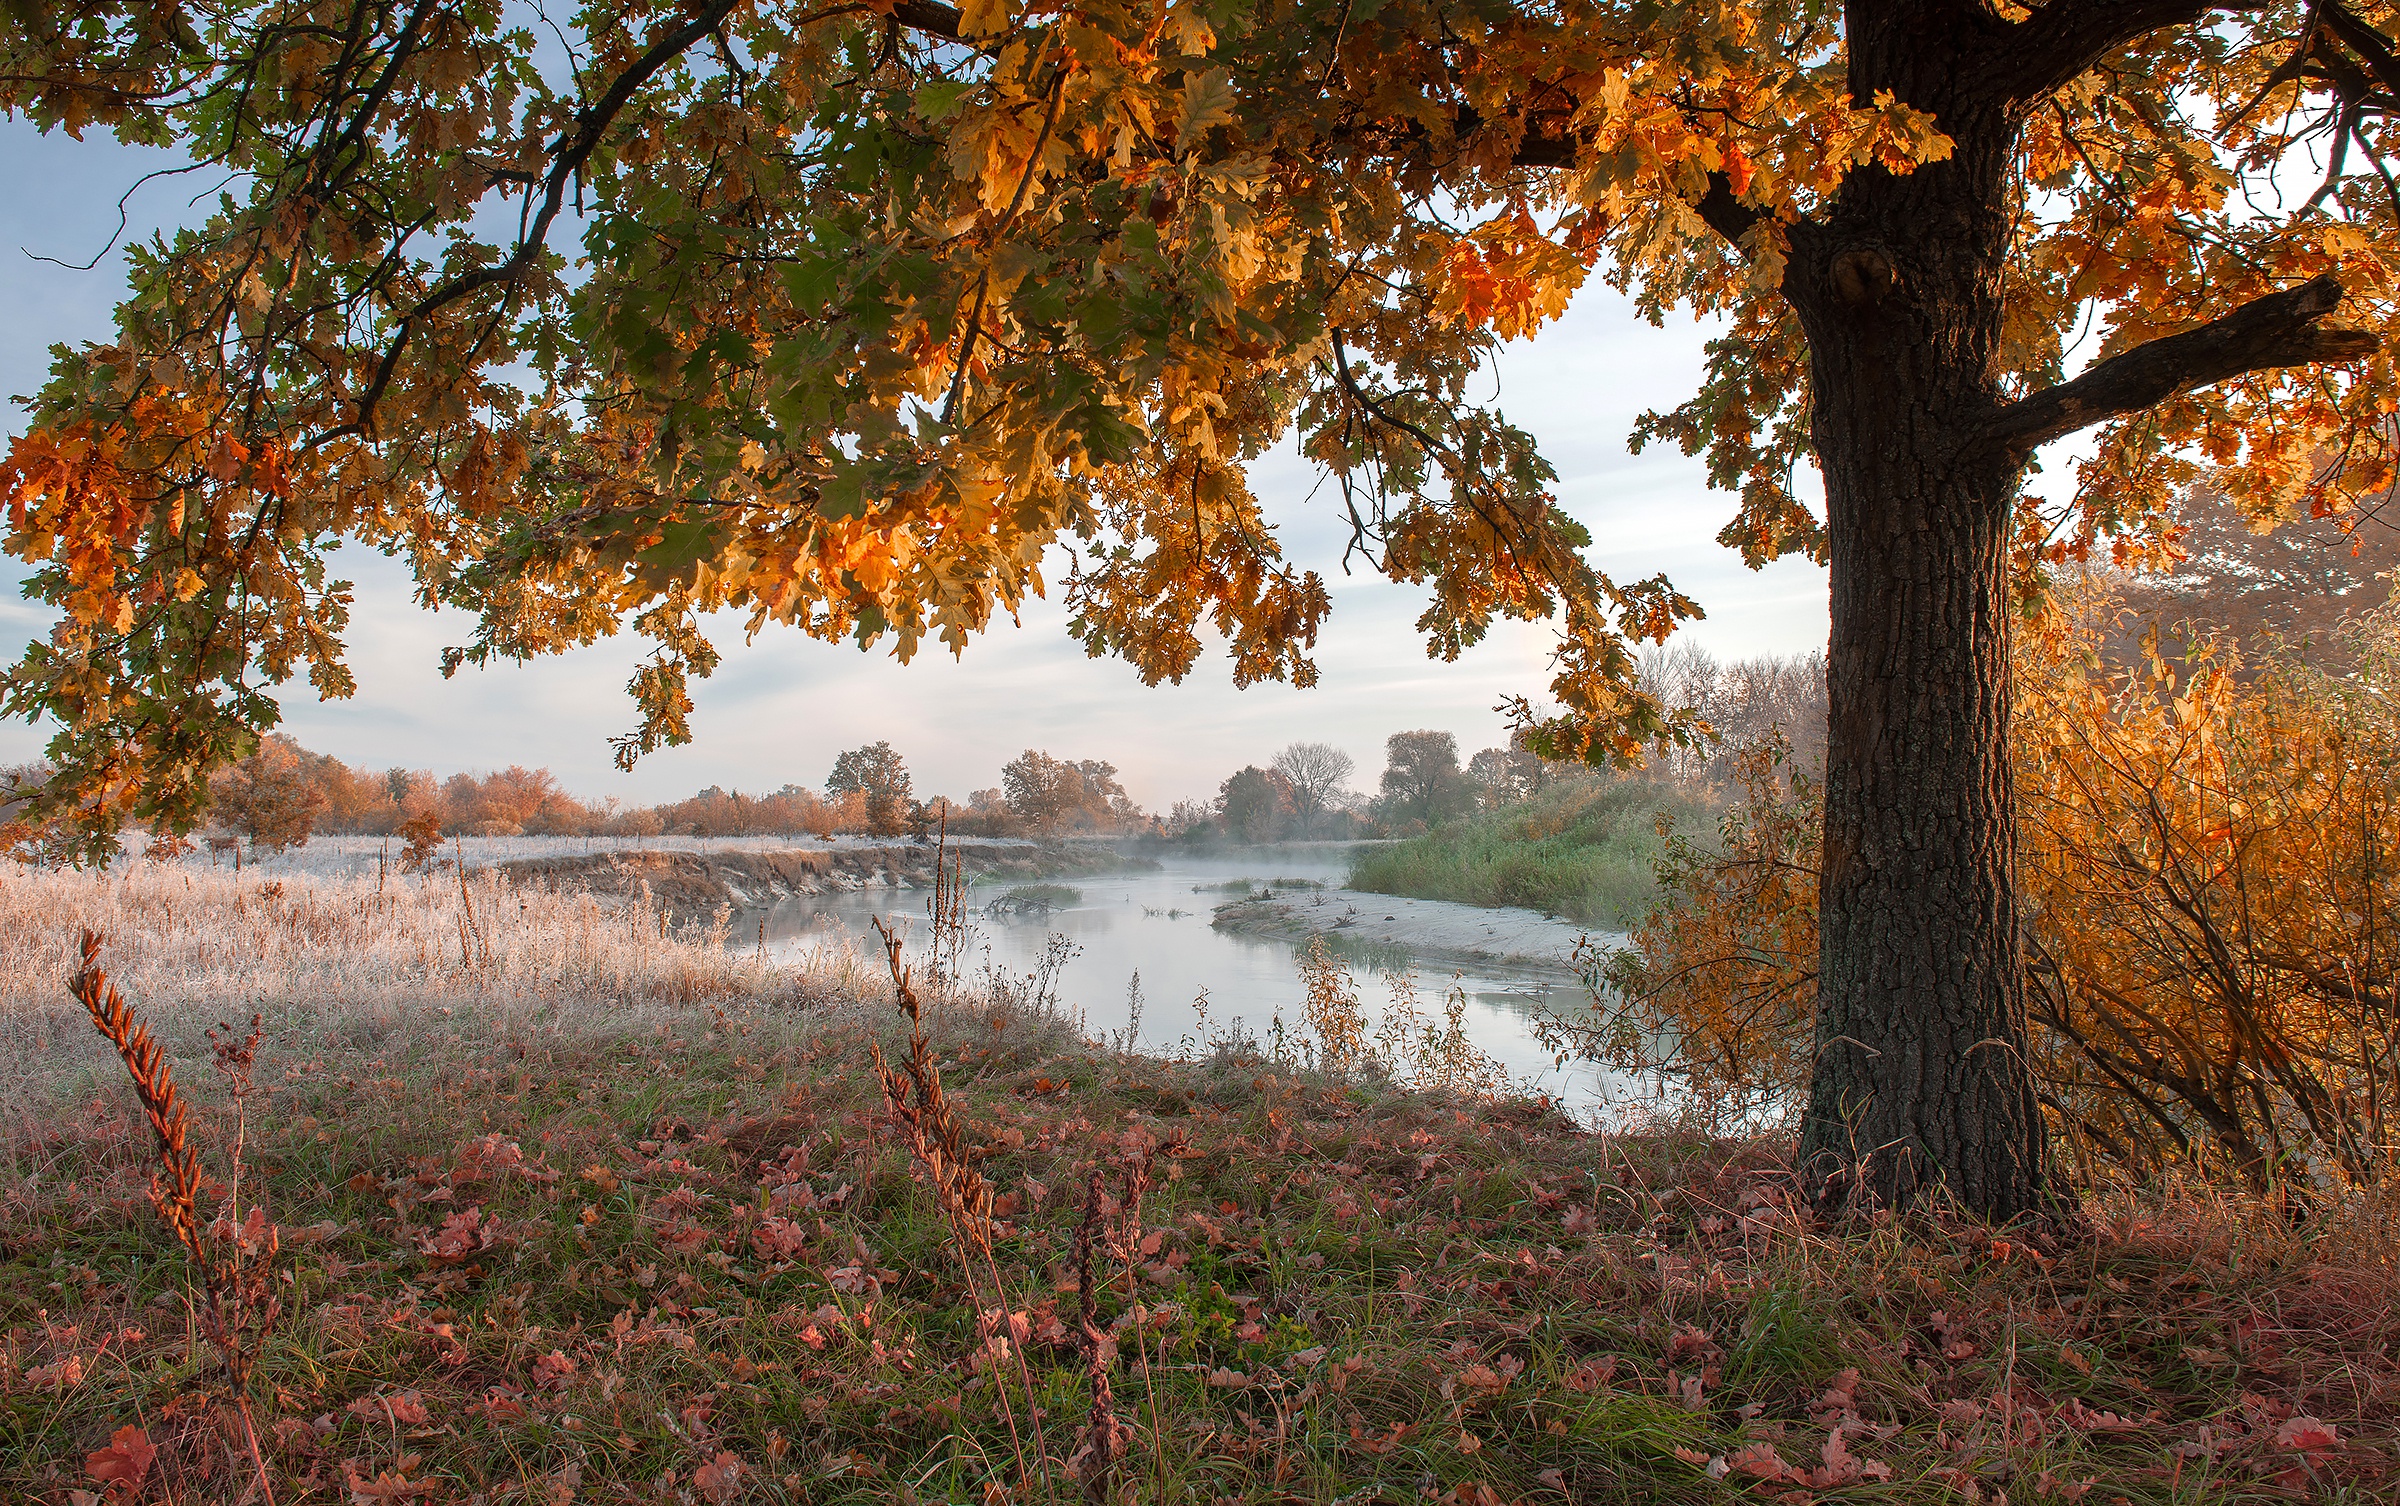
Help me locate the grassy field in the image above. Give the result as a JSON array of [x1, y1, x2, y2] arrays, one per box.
[[1348, 780, 1716, 927], [3, 865, 2397, 1503]]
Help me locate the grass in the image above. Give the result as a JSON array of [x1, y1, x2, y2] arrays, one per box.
[[1349, 779, 1717, 927], [983, 883, 1083, 917], [1196, 878, 1330, 901], [3, 865, 2398, 1503]]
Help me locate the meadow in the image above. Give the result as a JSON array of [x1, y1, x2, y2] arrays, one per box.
[[2, 862, 2395, 1503]]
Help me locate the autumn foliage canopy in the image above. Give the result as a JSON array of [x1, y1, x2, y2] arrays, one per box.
[[1, 0, 2388, 865]]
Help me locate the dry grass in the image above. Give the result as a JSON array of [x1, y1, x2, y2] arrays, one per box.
[[0, 862, 885, 1108], [4, 865, 2399, 1504]]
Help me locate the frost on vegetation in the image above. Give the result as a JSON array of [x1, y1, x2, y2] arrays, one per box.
[[1192, 937, 1517, 1098], [0, 863, 885, 1096]]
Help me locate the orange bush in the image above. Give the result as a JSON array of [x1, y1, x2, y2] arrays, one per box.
[[1582, 592, 2400, 1186]]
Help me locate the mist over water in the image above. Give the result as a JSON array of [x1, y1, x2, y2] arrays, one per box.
[[756, 845, 1644, 1114]]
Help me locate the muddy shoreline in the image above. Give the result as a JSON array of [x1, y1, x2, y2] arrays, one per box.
[[500, 841, 1153, 913]]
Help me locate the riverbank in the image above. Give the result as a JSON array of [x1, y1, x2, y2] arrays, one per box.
[[1347, 778, 1714, 927], [5, 862, 2396, 1502], [500, 840, 1152, 912], [1210, 884, 1604, 972]]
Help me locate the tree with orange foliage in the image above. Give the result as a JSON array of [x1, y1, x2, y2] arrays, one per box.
[[11, 0, 2400, 1214]]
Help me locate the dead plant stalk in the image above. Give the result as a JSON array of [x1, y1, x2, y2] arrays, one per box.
[[72, 929, 280, 1505], [867, 915, 1052, 1492]]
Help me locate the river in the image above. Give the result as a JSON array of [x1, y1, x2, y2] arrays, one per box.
[[753, 845, 1642, 1115]]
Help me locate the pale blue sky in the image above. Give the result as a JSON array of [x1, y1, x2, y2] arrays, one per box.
[[0, 121, 1831, 811]]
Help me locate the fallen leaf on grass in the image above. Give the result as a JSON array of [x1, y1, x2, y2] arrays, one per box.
[[1671, 1444, 1730, 1480], [417, 1207, 506, 1265], [693, 1451, 744, 1503], [84, 1426, 155, 1489], [2276, 1415, 2340, 1456], [825, 1263, 898, 1296], [2055, 1396, 2147, 1432], [1717, 1430, 1894, 1490], [346, 1455, 434, 1503], [347, 1392, 432, 1427], [26, 1356, 84, 1389]]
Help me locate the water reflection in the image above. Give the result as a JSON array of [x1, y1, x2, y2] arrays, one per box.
[[752, 846, 1641, 1114]]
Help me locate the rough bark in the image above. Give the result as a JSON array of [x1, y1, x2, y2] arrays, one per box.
[[1786, 19, 2056, 1222]]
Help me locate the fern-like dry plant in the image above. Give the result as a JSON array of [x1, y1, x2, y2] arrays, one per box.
[[73, 929, 280, 1505], [866, 916, 1048, 1489]]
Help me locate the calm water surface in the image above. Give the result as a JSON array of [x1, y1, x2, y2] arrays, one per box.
[[753, 847, 1641, 1115]]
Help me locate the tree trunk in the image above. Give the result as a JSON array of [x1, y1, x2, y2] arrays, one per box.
[[1787, 73, 2055, 1221]]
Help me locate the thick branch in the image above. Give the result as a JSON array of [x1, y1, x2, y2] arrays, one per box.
[[1994, 0, 2246, 102], [317, 0, 744, 443], [1983, 273, 2379, 457], [889, 0, 966, 37], [2323, 0, 2400, 98]]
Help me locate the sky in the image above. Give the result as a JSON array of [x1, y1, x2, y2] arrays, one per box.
[[0, 121, 1831, 813]]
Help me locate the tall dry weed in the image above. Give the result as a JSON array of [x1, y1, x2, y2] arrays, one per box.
[[73, 930, 279, 1503], [866, 915, 1046, 1488]]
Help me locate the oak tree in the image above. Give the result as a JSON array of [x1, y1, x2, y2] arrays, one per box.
[[6, 0, 2400, 1216], [1378, 729, 1478, 828], [999, 747, 1132, 832], [207, 733, 328, 852], [1217, 761, 1298, 840]]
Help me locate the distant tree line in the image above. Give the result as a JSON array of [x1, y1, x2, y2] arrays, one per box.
[[6, 679, 1825, 859], [0, 736, 1171, 857]]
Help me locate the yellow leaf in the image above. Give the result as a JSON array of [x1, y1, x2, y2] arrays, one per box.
[[1162, 0, 1216, 56], [957, 0, 1011, 39], [1176, 69, 1239, 157]]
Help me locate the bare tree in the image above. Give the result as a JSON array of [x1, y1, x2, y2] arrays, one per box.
[[1271, 742, 1355, 837]]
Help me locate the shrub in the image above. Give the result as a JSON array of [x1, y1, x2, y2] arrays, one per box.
[[1349, 778, 1713, 926], [1571, 590, 2400, 1185]]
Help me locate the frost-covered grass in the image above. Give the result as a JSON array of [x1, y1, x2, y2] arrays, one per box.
[[0, 861, 885, 1104]]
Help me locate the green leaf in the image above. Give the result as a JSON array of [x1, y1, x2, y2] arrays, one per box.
[[637, 519, 721, 573], [913, 81, 973, 121]]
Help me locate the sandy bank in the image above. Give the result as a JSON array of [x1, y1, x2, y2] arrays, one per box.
[[1210, 885, 1617, 972]]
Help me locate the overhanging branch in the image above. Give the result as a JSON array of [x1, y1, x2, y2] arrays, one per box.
[[1982, 273, 2379, 458], [886, 0, 1586, 169], [1993, 0, 2245, 103]]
